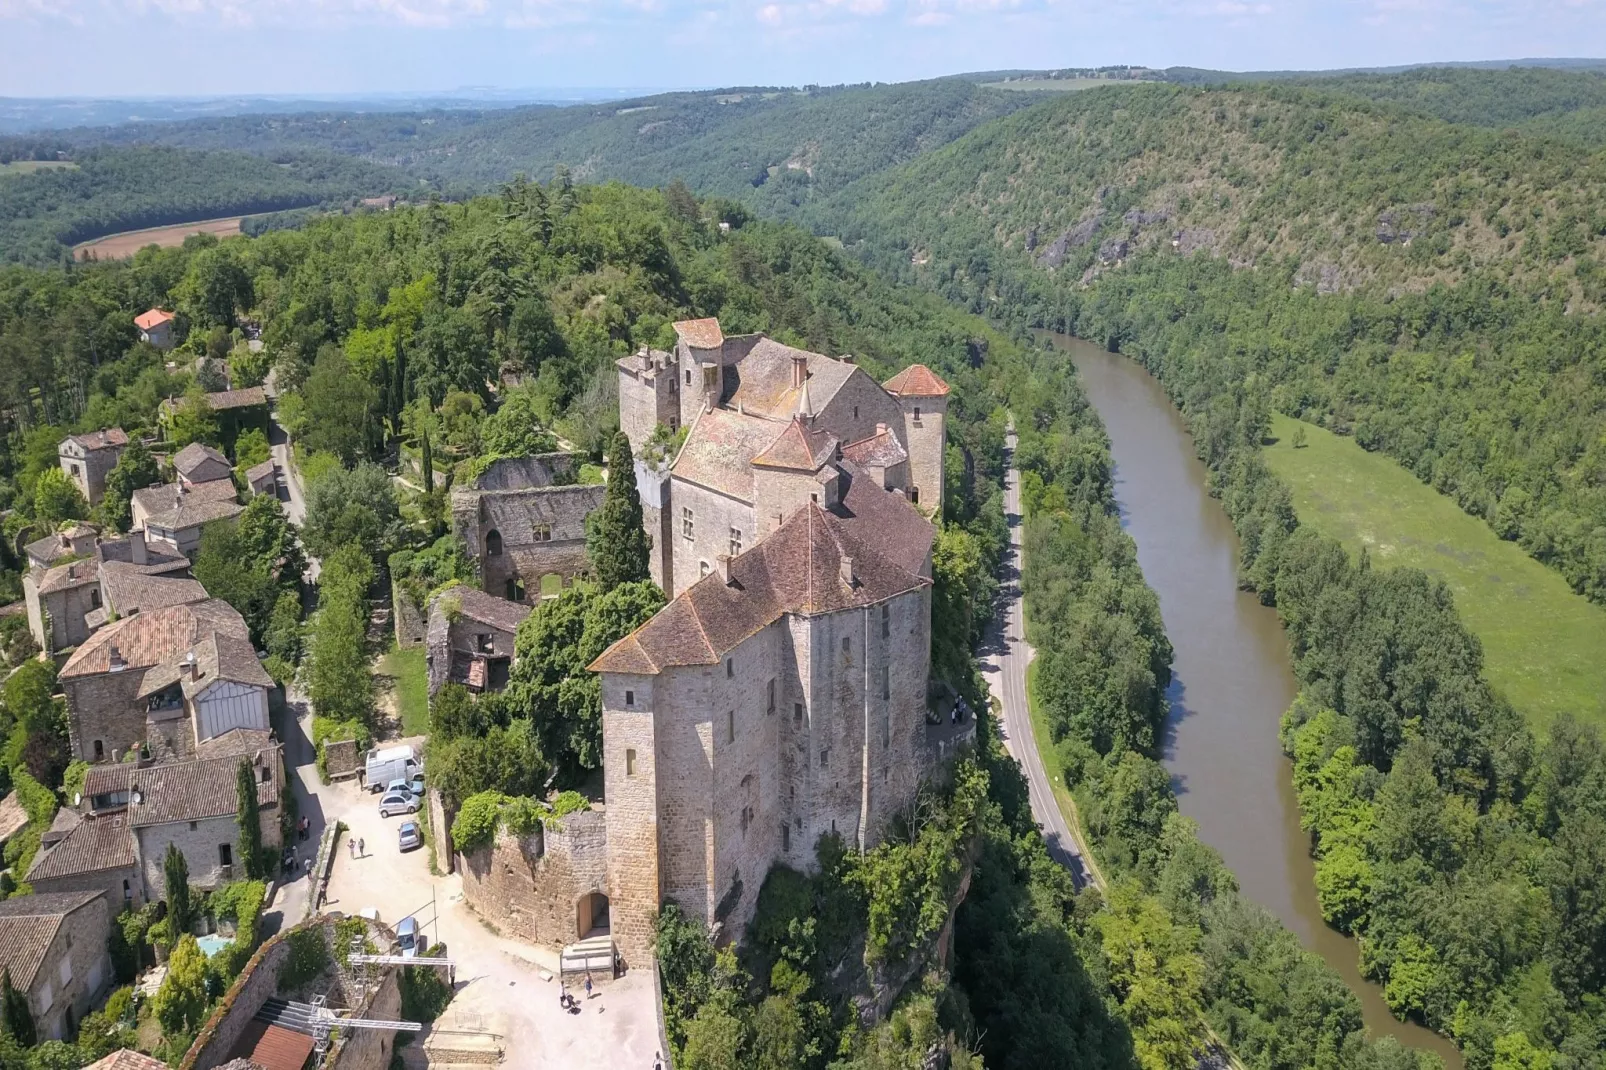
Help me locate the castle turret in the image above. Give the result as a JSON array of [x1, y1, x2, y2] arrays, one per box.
[[882, 365, 950, 519]]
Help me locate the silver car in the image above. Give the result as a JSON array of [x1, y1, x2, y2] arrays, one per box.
[[398, 821, 422, 854], [378, 790, 418, 818]]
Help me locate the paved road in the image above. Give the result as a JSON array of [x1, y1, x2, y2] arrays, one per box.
[[981, 429, 1098, 890]]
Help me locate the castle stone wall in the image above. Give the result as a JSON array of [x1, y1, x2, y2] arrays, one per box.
[[459, 810, 609, 949], [666, 480, 754, 599]]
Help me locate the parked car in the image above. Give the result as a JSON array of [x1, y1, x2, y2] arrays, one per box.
[[365, 745, 419, 793], [409, 772, 425, 797], [398, 821, 422, 854], [396, 915, 420, 957], [386, 778, 411, 796], [379, 790, 418, 818]]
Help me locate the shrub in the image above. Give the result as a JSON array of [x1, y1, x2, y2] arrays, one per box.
[[280, 926, 331, 992]]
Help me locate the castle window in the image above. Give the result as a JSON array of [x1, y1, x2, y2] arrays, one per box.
[[881, 665, 890, 701], [123, 879, 131, 903], [841, 637, 850, 654], [910, 486, 920, 505], [533, 524, 552, 543], [92, 740, 104, 761], [626, 748, 637, 776], [476, 633, 493, 653], [767, 678, 775, 714], [782, 824, 790, 851], [91, 589, 101, 609], [819, 748, 829, 768], [486, 530, 503, 556], [261, 765, 271, 783], [853, 406, 858, 419], [682, 507, 694, 540], [505, 579, 525, 602], [881, 604, 890, 638], [913, 406, 923, 427], [625, 689, 635, 707], [729, 527, 742, 556], [685, 370, 692, 385], [699, 560, 710, 578], [726, 657, 733, 678], [219, 843, 232, 869], [726, 710, 735, 745], [794, 702, 803, 726]]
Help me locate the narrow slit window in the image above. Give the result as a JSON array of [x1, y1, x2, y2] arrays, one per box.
[[881, 604, 890, 638], [767, 678, 776, 713], [727, 710, 736, 745], [626, 748, 637, 776]]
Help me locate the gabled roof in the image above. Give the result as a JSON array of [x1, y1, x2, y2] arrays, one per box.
[[591, 502, 929, 674], [726, 339, 857, 421], [84, 1052, 170, 1070], [36, 555, 100, 595], [882, 364, 951, 398], [99, 566, 209, 619], [430, 584, 533, 636], [173, 442, 229, 479], [195, 727, 276, 762], [673, 318, 724, 350], [26, 814, 136, 883], [25, 525, 98, 570], [135, 309, 173, 331], [135, 631, 273, 699], [245, 459, 277, 484], [836, 460, 936, 579], [842, 426, 909, 470], [0, 891, 106, 989], [144, 494, 244, 533], [63, 428, 129, 453], [670, 406, 779, 503], [752, 417, 838, 473], [125, 753, 278, 827], [60, 599, 250, 679], [131, 478, 237, 523], [159, 387, 268, 417]]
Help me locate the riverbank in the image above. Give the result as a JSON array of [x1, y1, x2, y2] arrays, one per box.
[[1046, 332, 1464, 1067]]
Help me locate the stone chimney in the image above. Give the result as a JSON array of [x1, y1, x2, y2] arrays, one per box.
[[875, 422, 888, 437], [840, 354, 855, 365], [108, 644, 125, 672], [839, 555, 855, 587], [184, 650, 199, 680], [791, 354, 807, 390], [717, 554, 735, 586], [131, 538, 147, 566]]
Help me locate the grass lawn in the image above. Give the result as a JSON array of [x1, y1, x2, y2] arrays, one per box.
[[1264, 413, 1606, 728], [375, 645, 430, 736], [0, 160, 77, 177]]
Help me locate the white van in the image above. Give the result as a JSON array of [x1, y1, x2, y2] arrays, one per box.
[[364, 744, 419, 792]]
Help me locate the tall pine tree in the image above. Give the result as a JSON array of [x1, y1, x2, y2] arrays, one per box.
[[236, 759, 264, 879], [0, 969, 33, 1047], [164, 842, 192, 943], [588, 433, 651, 593]]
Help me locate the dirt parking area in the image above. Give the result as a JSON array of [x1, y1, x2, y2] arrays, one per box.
[[320, 777, 664, 1069]]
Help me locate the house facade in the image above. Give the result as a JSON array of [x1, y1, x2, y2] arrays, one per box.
[[130, 479, 243, 559], [425, 584, 532, 697], [0, 891, 114, 1041], [23, 533, 197, 655], [58, 429, 128, 506], [450, 454, 606, 603], [135, 309, 175, 350]]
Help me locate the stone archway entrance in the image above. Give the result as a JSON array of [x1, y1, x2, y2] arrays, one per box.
[[577, 892, 610, 939]]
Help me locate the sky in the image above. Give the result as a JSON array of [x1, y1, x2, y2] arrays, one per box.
[[1, 0, 1603, 98]]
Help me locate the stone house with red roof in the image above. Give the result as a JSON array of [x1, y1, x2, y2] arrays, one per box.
[[134, 309, 175, 350], [58, 429, 128, 505]]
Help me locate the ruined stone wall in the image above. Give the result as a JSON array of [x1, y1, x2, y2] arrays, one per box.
[[64, 672, 147, 762], [183, 926, 291, 1070], [618, 359, 678, 456], [666, 479, 754, 599], [459, 810, 609, 949], [426, 788, 454, 875], [329, 968, 402, 1070]]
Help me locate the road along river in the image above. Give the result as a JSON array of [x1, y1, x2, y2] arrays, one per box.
[[1048, 332, 1462, 1066]]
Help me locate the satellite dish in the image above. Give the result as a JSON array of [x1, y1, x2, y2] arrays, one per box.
[[72, 793, 81, 807], [131, 790, 143, 805]]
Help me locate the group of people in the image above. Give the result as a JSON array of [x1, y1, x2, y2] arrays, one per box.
[[557, 973, 596, 1014], [348, 837, 367, 859]]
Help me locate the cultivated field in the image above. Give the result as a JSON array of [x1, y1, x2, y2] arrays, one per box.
[[1264, 413, 1606, 727], [0, 160, 77, 177], [74, 216, 243, 260]]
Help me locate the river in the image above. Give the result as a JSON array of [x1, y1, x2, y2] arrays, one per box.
[[1046, 332, 1463, 1066]]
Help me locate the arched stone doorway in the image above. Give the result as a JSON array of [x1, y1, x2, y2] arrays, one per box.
[[577, 892, 610, 939]]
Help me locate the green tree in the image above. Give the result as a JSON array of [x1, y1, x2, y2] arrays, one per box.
[[3, 659, 69, 787], [302, 462, 399, 561], [480, 388, 557, 458], [167, 384, 219, 449], [233, 426, 271, 469], [152, 934, 209, 1034], [265, 589, 304, 664], [298, 346, 380, 465], [236, 758, 264, 879], [31, 467, 85, 528], [308, 546, 376, 727], [0, 969, 33, 1047], [588, 433, 650, 592], [98, 438, 161, 532], [163, 842, 193, 941], [194, 520, 280, 644]]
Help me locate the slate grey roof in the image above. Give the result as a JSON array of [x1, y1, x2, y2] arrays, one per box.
[[173, 442, 230, 481], [131, 478, 237, 523], [430, 584, 533, 637], [144, 494, 244, 533], [99, 566, 208, 618]]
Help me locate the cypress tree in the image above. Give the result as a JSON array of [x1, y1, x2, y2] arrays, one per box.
[[1, 969, 33, 1047], [163, 843, 192, 942], [421, 425, 434, 494], [236, 759, 264, 879], [588, 433, 651, 592]]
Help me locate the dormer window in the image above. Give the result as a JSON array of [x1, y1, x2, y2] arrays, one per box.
[[147, 684, 183, 714]]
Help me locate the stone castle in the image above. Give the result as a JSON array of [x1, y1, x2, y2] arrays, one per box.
[[591, 319, 952, 960]]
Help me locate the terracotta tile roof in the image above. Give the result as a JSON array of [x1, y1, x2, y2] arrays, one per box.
[[95, 536, 189, 571], [726, 339, 857, 421], [158, 387, 268, 417], [131, 478, 237, 523], [126, 753, 279, 827], [882, 364, 951, 398], [36, 555, 100, 594], [144, 494, 244, 533], [431, 585, 532, 636], [670, 407, 780, 502], [60, 599, 250, 679], [842, 426, 909, 469], [135, 309, 173, 331], [173, 442, 229, 480], [231, 1020, 314, 1070], [26, 815, 136, 883], [752, 418, 839, 473], [0, 891, 104, 989], [100, 566, 208, 619], [591, 502, 929, 674], [65, 428, 129, 452], [673, 318, 724, 350], [195, 728, 276, 762], [25, 525, 98, 569], [836, 461, 936, 579], [0, 794, 27, 845], [84, 1051, 171, 1070], [83, 765, 134, 798]]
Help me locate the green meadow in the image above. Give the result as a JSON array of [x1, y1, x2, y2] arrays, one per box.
[[1264, 413, 1606, 728]]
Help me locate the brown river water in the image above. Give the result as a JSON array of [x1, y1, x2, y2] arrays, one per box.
[[1048, 333, 1463, 1066]]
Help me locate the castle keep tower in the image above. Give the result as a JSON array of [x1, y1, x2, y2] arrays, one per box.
[[882, 365, 950, 520]]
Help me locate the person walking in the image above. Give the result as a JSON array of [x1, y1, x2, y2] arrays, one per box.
[[358, 837, 365, 858], [584, 973, 593, 1000], [349, 839, 356, 859]]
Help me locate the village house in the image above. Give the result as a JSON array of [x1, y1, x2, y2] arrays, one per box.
[[25, 524, 98, 571], [172, 441, 233, 488], [616, 317, 948, 596], [244, 458, 278, 497], [130, 479, 244, 559], [0, 891, 114, 1041], [134, 309, 175, 350], [58, 598, 273, 763], [425, 583, 532, 697], [58, 429, 128, 505], [450, 454, 606, 603], [23, 532, 196, 654], [158, 387, 269, 444], [27, 730, 283, 905]]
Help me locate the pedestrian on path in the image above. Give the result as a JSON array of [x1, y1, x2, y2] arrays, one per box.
[[358, 837, 365, 858], [349, 839, 355, 859], [584, 973, 593, 1000]]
